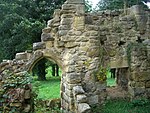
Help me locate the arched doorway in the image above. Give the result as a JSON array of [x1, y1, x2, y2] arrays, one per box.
[[24, 50, 64, 112], [31, 57, 62, 112]]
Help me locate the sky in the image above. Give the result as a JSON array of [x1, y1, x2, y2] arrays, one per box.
[[88, 0, 99, 8], [142, 1, 150, 9]]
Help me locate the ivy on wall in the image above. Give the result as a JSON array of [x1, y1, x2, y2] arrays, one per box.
[[0, 70, 33, 112]]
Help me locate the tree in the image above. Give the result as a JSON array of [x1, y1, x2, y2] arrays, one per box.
[[52, 64, 59, 76], [95, 0, 146, 11], [85, 0, 92, 12], [0, 0, 65, 62], [37, 59, 47, 81], [0, 0, 65, 81], [56, 64, 59, 76]]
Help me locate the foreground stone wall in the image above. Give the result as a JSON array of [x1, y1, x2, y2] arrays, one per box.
[[0, 0, 150, 112]]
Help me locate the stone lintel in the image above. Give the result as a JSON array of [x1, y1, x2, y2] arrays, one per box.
[[110, 57, 129, 68]]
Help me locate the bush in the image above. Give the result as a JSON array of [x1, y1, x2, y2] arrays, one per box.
[[131, 98, 150, 107]]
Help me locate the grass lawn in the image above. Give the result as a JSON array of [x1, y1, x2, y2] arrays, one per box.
[[106, 71, 116, 87], [92, 99, 150, 113], [32, 75, 61, 100], [32, 66, 62, 100], [107, 78, 116, 86]]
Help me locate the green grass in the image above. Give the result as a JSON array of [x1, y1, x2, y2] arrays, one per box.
[[32, 76, 61, 100], [92, 99, 150, 113], [32, 66, 62, 100], [107, 78, 116, 86], [106, 71, 116, 87]]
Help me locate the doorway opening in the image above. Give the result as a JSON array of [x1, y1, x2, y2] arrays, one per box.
[[31, 58, 62, 112]]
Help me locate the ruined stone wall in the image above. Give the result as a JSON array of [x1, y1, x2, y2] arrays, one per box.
[[0, 0, 150, 113], [85, 5, 150, 98]]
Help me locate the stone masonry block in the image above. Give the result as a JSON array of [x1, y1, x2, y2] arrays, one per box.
[[61, 18, 73, 25], [146, 81, 150, 88], [76, 95, 87, 103], [73, 86, 85, 96], [67, 73, 81, 84], [24, 90, 31, 99], [131, 72, 150, 81], [73, 16, 85, 30], [33, 42, 46, 50], [41, 33, 54, 41], [62, 4, 76, 10], [88, 95, 99, 105], [78, 103, 91, 113], [76, 5, 85, 15], [15, 52, 28, 60]]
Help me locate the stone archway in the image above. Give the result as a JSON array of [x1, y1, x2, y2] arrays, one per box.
[[24, 50, 64, 73]]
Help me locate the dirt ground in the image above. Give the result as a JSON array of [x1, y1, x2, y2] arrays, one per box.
[[106, 86, 130, 99]]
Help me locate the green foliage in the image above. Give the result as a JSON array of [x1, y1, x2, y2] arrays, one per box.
[[107, 78, 116, 86], [95, 0, 123, 10], [2, 71, 32, 90], [95, 0, 145, 11], [34, 98, 63, 113], [85, 0, 92, 12], [0, 0, 65, 61], [95, 66, 107, 82], [91, 99, 150, 113], [0, 70, 32, 112], [46, 66, 62, 77], [32, 75, 61, 112], [131, 98, 150, 107]]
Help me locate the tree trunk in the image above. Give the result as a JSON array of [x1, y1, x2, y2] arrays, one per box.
[[37, 59, 46, 81], [110, 69, 116, 78], [52, 64, 55, 76], [56, 64, 59, 76]]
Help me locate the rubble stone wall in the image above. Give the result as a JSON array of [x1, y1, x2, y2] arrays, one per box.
[[0, 0, 150, 113]]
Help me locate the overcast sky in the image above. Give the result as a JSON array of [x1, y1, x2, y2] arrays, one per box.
[[88, 0, 99, 8]]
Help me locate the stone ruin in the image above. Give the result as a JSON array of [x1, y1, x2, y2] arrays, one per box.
[[0, 0, 150, 112]]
